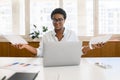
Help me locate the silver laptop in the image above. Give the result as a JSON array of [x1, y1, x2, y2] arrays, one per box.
[[43, 41, 82, 67]]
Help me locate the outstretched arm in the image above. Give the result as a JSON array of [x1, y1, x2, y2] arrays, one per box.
[[82, 42, 105, 55], [12, 44, 37, 55]]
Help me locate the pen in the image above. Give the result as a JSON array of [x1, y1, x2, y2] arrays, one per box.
[[23, 64, 31, 67], [19, 63, 25, 65], [5, 62, 19, 67], [12, 62, 19, 65], [9, 62, 19, 66], [1, 76, 6, 80], [33, 71, 40, 80]]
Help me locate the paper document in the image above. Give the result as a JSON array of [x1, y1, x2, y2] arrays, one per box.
[[0, 62, 41, 72], [2, 34, 28, 44], [89, 35, 112, 49]]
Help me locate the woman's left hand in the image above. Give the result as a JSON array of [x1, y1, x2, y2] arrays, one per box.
[[91, 42, 105, 49], [82, 42, 105, 55]]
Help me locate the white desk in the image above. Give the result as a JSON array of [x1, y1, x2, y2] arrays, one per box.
[[0, 57, 120, 80]]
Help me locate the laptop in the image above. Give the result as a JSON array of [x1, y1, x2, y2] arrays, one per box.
[[43, 41, 82, 67]]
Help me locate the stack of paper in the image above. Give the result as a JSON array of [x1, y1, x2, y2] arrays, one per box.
[[89, 35, 112, 49]]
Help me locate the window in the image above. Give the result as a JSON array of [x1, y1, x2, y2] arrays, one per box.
[[30, 0, 78, 35], [0, 0, 120, 41], [63, 0, 78, 34], [0, 0, 12, 34], [0, 0, 25, 35], [20, 0, 25, 35], [86, 0, 120, 36], [30, 0, 59, 35], [99, 0, 120, 34], [86, 0, 93, 36]]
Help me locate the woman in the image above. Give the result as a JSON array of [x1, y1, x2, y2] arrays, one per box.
[[13, 8, 104, 57]]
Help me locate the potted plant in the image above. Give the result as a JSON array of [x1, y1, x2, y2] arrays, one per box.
[[29, 24, 40, 40], [29, 24, 48, 40], [42, 26, 48, 33]]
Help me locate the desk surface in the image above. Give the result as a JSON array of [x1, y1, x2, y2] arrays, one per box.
[[0, 57, 120, 80]]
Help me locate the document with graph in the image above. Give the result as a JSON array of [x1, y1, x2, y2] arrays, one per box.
[[2, 33, 28, 44]]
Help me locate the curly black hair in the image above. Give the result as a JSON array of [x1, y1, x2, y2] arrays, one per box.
[[51, 8, 67, 20]]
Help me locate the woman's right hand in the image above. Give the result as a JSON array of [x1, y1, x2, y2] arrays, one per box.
[[12, 44, 27, 49], [12, 44, 37, 54]]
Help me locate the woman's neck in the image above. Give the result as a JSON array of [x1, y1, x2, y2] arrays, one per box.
[[55, 27, 65, 41], [55, 27, 65, 34]]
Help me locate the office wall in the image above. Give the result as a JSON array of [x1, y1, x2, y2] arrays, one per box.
[[0, 41, 120, 57]]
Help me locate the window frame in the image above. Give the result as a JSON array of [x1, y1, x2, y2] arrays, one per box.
[[0, 0, 120, 42]]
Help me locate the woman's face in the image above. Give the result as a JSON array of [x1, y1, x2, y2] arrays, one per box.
[[52, 13, 65, 30]]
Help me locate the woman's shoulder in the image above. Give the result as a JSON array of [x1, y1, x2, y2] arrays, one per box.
[[45, 30, 53, 35], [43, 30, 54, 37], [65, 28, 76, 34]]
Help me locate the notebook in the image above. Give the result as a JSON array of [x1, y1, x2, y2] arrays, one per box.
[[8, 72, 38, 80], [43, 41, 82, 67]]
